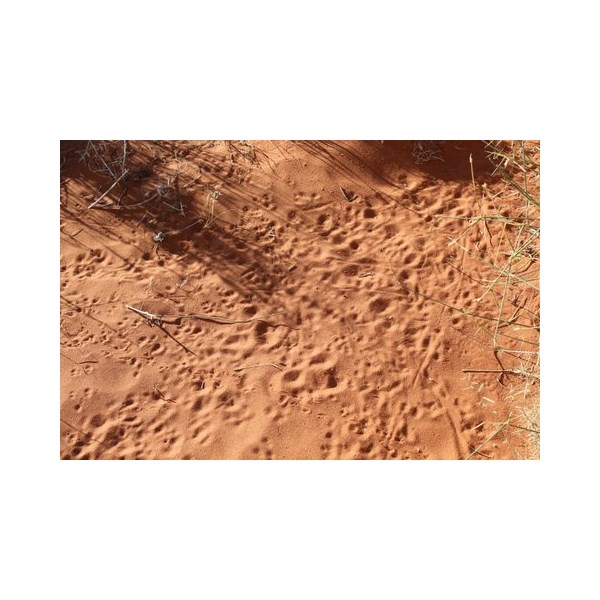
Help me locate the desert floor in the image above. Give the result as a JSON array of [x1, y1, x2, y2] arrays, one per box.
[[60, 140, 539, 459]]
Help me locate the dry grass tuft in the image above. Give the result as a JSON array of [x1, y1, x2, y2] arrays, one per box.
[[403, 140, 540, 458], [460, 140, 540, 458]]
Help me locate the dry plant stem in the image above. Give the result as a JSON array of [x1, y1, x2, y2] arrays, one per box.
[[125, 305, 296, 328], [467, 420, 509, 459], [463, 368, 517, 374], [436, 214, 535, 225], [499, 170, 539, 207], [462, 368, 539, 379], [509, 423, 540, 434], [60, 352, 98, 365], [233, 363, 286, 372], [60, 418, 106, 448], [155, 218, 205, 241], [153, 384, 175, 403], [88, 169, 129, 209], [451, 238, 539, 291], [384, 256, 531, 328], [493, 260, 512, 348], [122, 140, 127, 174], [89, 141, 117, 179], [340, 187, 357, 202]]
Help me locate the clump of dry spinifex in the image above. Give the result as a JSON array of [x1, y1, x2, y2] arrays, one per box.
[[451, 141, 540, 458]]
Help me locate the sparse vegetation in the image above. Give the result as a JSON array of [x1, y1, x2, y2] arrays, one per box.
[[394, 140, 540, 458], [452, 140, 540, 458], [70, 141, 223, 247]]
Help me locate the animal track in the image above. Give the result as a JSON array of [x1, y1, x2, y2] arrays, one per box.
[[369, 297, 390, 314]]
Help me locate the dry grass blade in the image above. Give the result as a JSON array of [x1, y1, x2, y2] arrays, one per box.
[[467, 420, 510, 459], [233, 363, 286, 372]]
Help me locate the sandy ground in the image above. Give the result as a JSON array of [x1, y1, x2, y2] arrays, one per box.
[[60, 140, 539, 459]]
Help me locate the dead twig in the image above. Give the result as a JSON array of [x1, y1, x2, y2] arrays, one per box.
[[233, 362, 286, 372], [153, 384, 176, 403], [88, 169, 129, 209], [125, 305, 296, 328], [466, 420, 509, 460], [340, 186, 357, 202], [60, 418, 107, 448], [462, 368, 539, 379]]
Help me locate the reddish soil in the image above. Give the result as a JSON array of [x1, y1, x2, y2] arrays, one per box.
[[60, 140, 539, 459]]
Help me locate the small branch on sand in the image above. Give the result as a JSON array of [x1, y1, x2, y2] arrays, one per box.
[[462, 368, 538, 379], [88, 169, 129, 209], [153, 383, 176, 403], [466, 420, 509, 460], [60, 352, 98, 365], [60, 418, 107, 448], [125, 304, 296, 328], [233, 362, 286, 372], [340, 186, 357, 202], [126, 304, 164, 325]]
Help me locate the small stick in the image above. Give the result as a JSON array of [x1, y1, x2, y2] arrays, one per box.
[[60, 418, 106, 448], [60, 353, 99, 365], [509, 423, 540, 434], [89, 141, 117, 179], [153, 384, 175, 403], [125, 304, 296, 328], [233, 362, 286, 372], [469, 153, 476, 190], [340, 186, 357, 202], [462, 368, 514, 373], [88, 169, 129, 209], [496, 349, 540, 355], [126, 304, 163, 324], [122, 140, 127, 173], [164, 217, 205, 237], [466, 421, 509, 460], [462, 368, 537, 378]]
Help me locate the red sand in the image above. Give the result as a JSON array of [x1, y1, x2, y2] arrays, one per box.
[[60, 141, 539, 459]]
